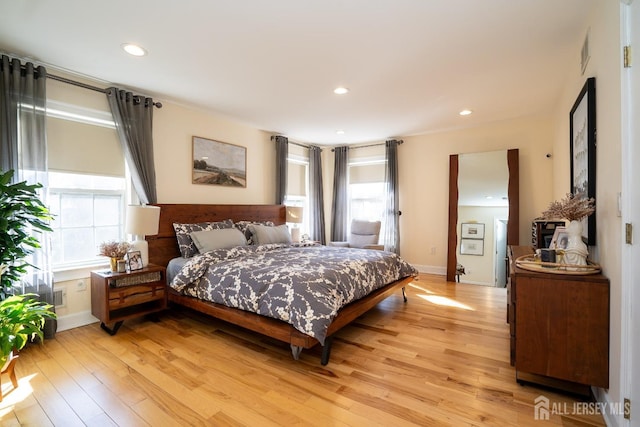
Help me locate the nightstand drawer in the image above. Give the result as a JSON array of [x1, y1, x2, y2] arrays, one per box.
[[108, 283, 165, 310]]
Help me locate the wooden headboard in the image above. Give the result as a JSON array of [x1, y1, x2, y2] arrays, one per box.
[[147, 204, 286, 267]]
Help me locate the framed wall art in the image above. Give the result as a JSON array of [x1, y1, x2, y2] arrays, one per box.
[[460, 238, 484, 256], [461, 222, 485, 239], [569, 77, 596, 245], [192, 136, 247, 187]]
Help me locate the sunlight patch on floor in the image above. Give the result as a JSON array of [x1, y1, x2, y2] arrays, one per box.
[[416, 294, 475, 311], [0, 373, 36, 415]]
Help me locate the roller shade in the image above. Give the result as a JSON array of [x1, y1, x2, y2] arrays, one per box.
[[349, 163, 384, 184], [287, 162, 306, 197], [47, 116, 124, 176]]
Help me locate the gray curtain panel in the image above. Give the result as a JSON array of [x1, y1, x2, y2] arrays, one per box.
[[0, 55, 56, 337], [274, 135, 288, 205], [330, 146, 349, 242], [107, 87, 157, 204], [1, 55, 48, 175], [308, 145, 326, 244], [384, 139, 401, 254]]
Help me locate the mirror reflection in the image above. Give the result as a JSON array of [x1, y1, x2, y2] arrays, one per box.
[[447, 149, 519, 287], [457, 151, 508, 287]]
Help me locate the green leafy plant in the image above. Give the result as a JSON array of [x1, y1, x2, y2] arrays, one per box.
[[0, 293, 57, 368], [0, 169, 53, 299]]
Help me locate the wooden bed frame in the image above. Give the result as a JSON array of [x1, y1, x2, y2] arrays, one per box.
[[147, 203, 412, 365]]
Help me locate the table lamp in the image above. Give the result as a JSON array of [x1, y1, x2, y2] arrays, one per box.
[[286, 206, 303, 243], [125, 205, 161, 267]]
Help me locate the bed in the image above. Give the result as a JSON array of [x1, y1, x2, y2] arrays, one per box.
[[147, 203, 417, 365]]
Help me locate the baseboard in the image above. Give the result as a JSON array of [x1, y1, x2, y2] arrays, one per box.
[[56, 310, 99, 332], [413, 264, 446, 276]]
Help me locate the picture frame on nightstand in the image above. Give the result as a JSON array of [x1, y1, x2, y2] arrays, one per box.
[[126, 250, 143, 271]]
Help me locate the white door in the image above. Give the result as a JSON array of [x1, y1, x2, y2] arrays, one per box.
[[494, 219, 507, 287], [622, 0, 640, 424]]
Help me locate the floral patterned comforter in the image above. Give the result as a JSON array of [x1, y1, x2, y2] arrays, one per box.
[[170, 243, 417, 344]]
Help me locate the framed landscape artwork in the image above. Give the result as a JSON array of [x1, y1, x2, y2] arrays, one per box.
[[192, 136, 247, 187], [569, 77, 596, 245]]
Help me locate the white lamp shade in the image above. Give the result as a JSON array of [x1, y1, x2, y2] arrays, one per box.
[[125, 205, 160, 268], [286, 206, 303, 224], [125, 205, 161, 236]]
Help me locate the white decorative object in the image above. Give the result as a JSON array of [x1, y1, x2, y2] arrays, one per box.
[[563, 220, 588, 267], [125, 205, 161, 267]]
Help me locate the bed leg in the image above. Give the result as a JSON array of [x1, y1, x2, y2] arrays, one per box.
[[402, 286, 408, 303], [321, 336, 333, 365], [290, 345, 303, 360]]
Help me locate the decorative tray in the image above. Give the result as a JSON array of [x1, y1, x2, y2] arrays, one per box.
[[515, 255, 601, 275]]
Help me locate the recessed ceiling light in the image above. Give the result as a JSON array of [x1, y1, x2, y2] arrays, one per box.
[[459, 109, 473, 116], [334, 87, 349, 95], [122, 43, 147, 57], [336, 130, 345, 135]]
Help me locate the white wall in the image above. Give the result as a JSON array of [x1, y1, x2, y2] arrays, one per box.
[[550, 1, 623, 423]]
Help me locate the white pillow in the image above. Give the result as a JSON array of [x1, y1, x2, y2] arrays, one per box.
[[190, 228, 247, 253], [248, 224, 292, 245]]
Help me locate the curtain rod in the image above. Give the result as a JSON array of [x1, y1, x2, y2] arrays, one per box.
[[47, 73, 163, 108], [270, 136, 321, 150], [330, 140, 403, 152]]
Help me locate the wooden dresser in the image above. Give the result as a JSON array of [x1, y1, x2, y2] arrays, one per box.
[[507, 246, 609, 394]]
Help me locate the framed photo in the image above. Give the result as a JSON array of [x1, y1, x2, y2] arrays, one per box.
[[192, 136, 247, 187], [460, 238, 484, 256], [126, 251, 143, 272], [461, 223, 485, 239], [569, 77, 596, 245], [550, 226, 569, 250]]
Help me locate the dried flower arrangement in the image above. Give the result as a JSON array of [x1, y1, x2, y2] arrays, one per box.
[[98, 240, 131, 259], [541, 193, 595, 222]]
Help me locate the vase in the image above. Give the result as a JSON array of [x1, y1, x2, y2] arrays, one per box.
[[563, 220, 588, 267], [110, 257, 119, 272]]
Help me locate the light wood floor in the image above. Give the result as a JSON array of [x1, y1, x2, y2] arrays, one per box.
[[1, 274, 605, 426]]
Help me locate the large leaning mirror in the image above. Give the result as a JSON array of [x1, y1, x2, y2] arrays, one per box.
[[446, 149, 519, 286]]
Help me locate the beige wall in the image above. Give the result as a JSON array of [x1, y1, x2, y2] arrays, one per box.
[[550, 0, 623, 416], [398, 115, 555, 273], [154, 102, 276, 204]]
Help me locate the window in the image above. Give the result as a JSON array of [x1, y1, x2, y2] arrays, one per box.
[[285, 155, 310, 236], [49, 172, 126, 269], [45, 83, 127, 270], [348, 158, 386, 244]]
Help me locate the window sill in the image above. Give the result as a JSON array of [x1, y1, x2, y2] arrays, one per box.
[[53, 262, 108, 282]]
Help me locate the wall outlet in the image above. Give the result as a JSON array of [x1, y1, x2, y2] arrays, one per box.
[[76, 279, 87, 292]]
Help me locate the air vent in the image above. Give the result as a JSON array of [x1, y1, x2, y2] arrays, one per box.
[[53, 288, 66, 308]]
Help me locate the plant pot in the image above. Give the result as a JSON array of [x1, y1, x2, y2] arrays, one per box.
[[110, 257, 119, 272]]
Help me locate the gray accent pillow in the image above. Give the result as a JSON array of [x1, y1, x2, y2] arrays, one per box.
[[173, 219, 234, 257], [234, 220, 275, 245], [190, 228, 247, 253], [248, 224, 292, 245]]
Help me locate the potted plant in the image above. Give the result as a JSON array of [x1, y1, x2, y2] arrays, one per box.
[[0, 169, 53, 299], [0, 293, 57, 371]]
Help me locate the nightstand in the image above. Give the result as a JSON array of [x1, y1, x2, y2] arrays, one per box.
[[91, 264, 167, 335]]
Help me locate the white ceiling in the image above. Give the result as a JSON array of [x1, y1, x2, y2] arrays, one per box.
[[0, 0, 594, 145]]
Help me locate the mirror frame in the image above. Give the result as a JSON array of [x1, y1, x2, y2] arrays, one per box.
[[446, 148, 520, 282]]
